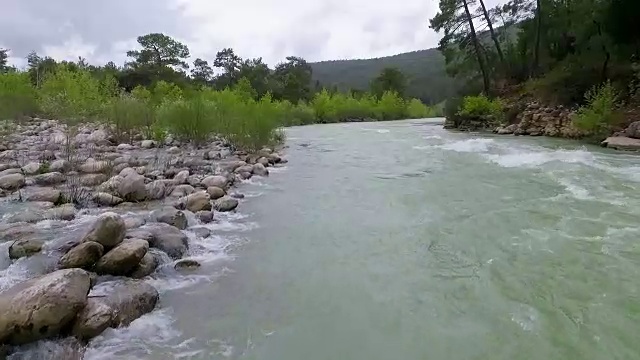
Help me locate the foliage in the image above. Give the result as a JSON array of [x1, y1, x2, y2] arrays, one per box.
[[457, 95, 504, 119], [0, 49, 10, 73], [157, 95, 215, 145], [573, 82, 621, 138], [406, 98, 435, 118], [105, 96, 156, 143], [371, 67, 407, 98], [126, 33, 190, 70], [0, 72, 38, 120]]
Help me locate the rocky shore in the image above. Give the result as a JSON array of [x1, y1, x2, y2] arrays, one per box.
[[0, 118, 285, 358]]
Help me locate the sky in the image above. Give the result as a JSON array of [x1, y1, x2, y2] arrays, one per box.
[[0, 0, 504, 68]]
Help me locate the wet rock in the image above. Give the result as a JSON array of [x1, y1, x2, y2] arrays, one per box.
[[80, 173, 108, 186], [214, 196, 239, 212], [22, 162, 42, 175], [201, 175, 228, 189], [81, 212, 126, 249], [34, 171, 65, 185], [170, 184, 195, 198], [130, 252, 159, 279], [174, 259, 201, 271], [625, 121, 640, 139], [0, 168, 22, 177], [78, 160, 110, 174], [143, 223, 189, 259], [152, 207, 188, 230], [93, 192, 123, 206], [192, 227, 211, 238], [25, 188, 61, 203], [7, 211, 44, 223], [173, 170, 190, 185], [44, 204, 76, 221], [0, 173, 25, 190], [59, 241, 104, 269], [7, 337, 86, 359], [267, 153, 282, 164], [8, 238, 45, 259], [196, 210, 214, 223], [117, 170, 147, 201], [88, 129, 108, 143], [96, 175, 123, 195], [145, 180, 166, 201], [0, 223, 37, 243], [124, 216, 146, 229], [234, 165, 254, 174], [72, 280, 158, 341], [167, 146, 180, 154], [125, 229, 154, 242], [206, 186, 226, 199], [0, 269, 91, 345], [257, 157, 270, 167], [223, 160, 248, 172], [94, 239, 149, 276], [602, 136, 640, 151], [252, 163, 269, 176], [116, 143, 134, 151], [187, 175, 202, 187], [184, 191, 211, 212], [230, 192, 245, 199], [141, 140, 156, 149], [238, 171, 253, 180]]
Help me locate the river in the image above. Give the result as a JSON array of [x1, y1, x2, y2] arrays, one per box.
[[8, 118, 640, 359]]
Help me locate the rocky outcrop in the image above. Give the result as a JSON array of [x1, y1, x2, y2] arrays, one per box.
[[493, 102, 587, 138], [0, 269, 91, 345], [72, 280, 158, 341], [81, 212, 126, 249]]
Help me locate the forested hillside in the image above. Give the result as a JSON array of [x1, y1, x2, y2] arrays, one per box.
[[310, 49, 456, 105]]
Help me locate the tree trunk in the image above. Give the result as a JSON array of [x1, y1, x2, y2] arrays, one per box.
[[462, 0, 490, 94], [479, 0, 505, 67], [533, 0, 542, 76]]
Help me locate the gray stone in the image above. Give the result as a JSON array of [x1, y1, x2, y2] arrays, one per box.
[[124, 216, 146, 229], [153, 207, 188, 230], [174, 259, 201, 271], [252, 163, 269, 176], [94, 239, 149, 276], [8, 238, 45, 259], [192, 227, 211, 238], [625, 121, 640, 139], [173, 170, 190, 184], [145, 180, 166, 200], [130, 252, 159, 279], [81, 212, 126, 249], [34, 171, 65, 185], [44, 204, 76, 221], [170, 184, 195, 197], [59, 241, 104, 269], [234, 165, 254, 174], [0, 173, 25, 190], [117, 170, 147, 201], [206, 186, 226, 199], [201, 175, 228, 189], [78, 160, 110, 174], [25, 188, 61, 203], [196, 210, 214, 223], [141, 140, 156, 149], [214, 196, 239, 212], [22, 162, 42, 175], [50, 159, 70, 173], [143, 223, 189, 259], [116, 143, 134, 151], [0, 269, 91, 345], [183, 191, 211, 212], [71, 280, 158, 341], [80, 173, 108, 186], [93, 192, 123, 206], [602, 136, 640, 151], [257, 157, 270, 167]]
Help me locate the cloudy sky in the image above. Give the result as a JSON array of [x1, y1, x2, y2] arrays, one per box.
[[1, 0, 504, 68]]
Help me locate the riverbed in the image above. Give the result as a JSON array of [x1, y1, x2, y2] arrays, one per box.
[[8, 118, 640, 359]]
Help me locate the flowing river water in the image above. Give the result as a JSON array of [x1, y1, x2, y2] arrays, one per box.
[[5, 118, 640, 359]]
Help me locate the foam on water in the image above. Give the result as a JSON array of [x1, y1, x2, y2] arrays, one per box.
[[439, 138, 496, 153], [484, 148, 596, 168]]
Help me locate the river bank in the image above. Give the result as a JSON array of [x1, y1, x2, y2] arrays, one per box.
[[0, 117, 285, 358]]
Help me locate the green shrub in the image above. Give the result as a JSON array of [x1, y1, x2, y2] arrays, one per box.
[[457, 95, 504, 119], [157, 95, 215, 145], [406, 98, 434, 119], [105, 96, 156, 143], [377, 91, 406, 120], [573, 81, 621, 138], [0, 72, 38, 120]]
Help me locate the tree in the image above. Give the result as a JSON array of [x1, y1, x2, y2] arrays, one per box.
[[237, 57, 273, 98], [273, 56, 312, 103], [0, 49, 8, 73], [126, 33, 190, 70], [478, 0, 505, 68], [370, 67, 407, 98], [191, 58, 213, 86]]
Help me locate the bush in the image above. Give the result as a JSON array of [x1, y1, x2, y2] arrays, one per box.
[[573, 81, 621, 138], [157, 95, 215, 145], [457, 95, 504, 119], [105, 96, 156, 143], [406, 98, 434, 119], [377, 91, 406, 120], [0, 72, 38, 120]]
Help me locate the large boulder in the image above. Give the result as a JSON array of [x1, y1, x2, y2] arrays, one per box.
[[59, 241, 104, 269], [44, 204, 76, 221], [117, 170, 147, 201], [183, 191, 211, 212], [625, 121, 640, 139], [170, 184, 195, 197], [22, 162, 42, 175], [78, 160, 110, 174], [34, 172, 65, 186], [80, 173, 108, 186], [130, 252, 160, 279], [602, 136, 640, 151], [8, 238, 45, 259], [25, 188, 61, 203], [143, 223, 189, 259], [152, 207, 188, 230], [81, 212, 126, 249], [145, 180, 166, 200], [206, 186, 226, 199], [201, 175, 228, 189], [93, 192, 123, 206], [141, 140, 156, 149], [252, 163, 269, 176], [0, 173, 25, 190], [214, 196, 239, 212], [196, 210, 214, 223], [0, 269, 91, 345], [72, 280, 158, 341], [50, 159, 70, 173], [173, 170, 190, 184], [94, 239, 149, 276]]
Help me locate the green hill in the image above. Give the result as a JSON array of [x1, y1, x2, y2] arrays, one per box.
[[310, 48, 455, 105]]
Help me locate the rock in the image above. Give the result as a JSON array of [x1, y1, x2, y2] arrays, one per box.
[[130, 252, 159, 279], [78, 160, 110, 174], [93, 192, 123, 206], [0, 223, 37, 243], [184, 191, 211, 212], [116, 143, 134, 151], [124, 216, 146, 229], [44, 204, 76, 221], [50, 159, 70, 173], [143, 223, 188, 259], [59, 241, 104, 269], [34, 171, 65, 185], [234, 165, 254, 174], [71, 280, 158, 341], [252, 163, 269, 176], [238, 171, 253, 180], [8, 238, 44, 259], [167, 146, 180, 154], [201, 175, 228, 189], [82, 212, 126, 249], [214, 196, 239, 212], [192, 227, 211, 238], [624, 121, 640, 139], [206, 186, 226, 199], [174, 170, 190, 184], [230, 192, 245, 199], [153, 207, 188, 230], [141, 140, 156, 149], [7, 211, 45, 223], [0, 269, 91, 345], [22, 162, 42, 175], [96, 175, 123, 195], [88, 129, 108, 143], [0, 167, 20, 176], [257, 157, 270, 167], [117, 171, 147, 201], [187, 175, 202, 187], [0, 173, 25, 190], [602, 136, 640, 151], [267, 153, 282, 164], [80, 173, 108, 186], [171, 184, 195, 197], [145, 180, 166, 200], [26, 188, 61, 203], [94, 239, 149, 276], [125, 229, 154, 242], [174, 259, 201, 271], [196, 210, 214, 223]]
